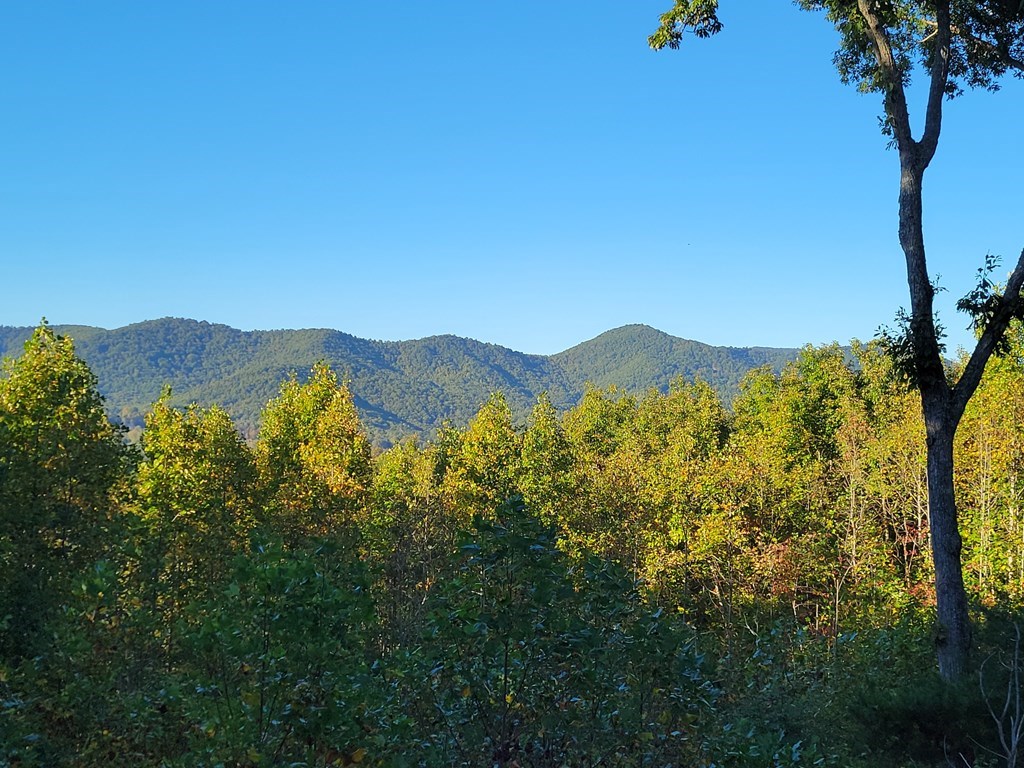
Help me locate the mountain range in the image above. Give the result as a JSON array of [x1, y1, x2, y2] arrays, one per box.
[[0, 319, 799, 446]]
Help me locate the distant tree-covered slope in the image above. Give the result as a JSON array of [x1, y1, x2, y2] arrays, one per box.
[[552, 324, 796, 399], [0, 318, 799, 446]]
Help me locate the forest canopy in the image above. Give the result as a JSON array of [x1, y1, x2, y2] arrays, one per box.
[[5, 323, 1024, 765]]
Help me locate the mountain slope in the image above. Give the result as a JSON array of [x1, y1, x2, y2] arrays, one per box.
[[0, 319, 799, 446], [553, 324, 797, 400]]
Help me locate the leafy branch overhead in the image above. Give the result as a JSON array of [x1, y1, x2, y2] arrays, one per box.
[[651, 1, 1024, 95]]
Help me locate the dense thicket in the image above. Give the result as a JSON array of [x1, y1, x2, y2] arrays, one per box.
[[4, 324, 1024, 766]]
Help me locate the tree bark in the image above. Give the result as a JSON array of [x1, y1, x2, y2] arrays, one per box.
[[923, 394, 971, 680], [899, 152, 973, 680], [898, 151, 1024, 681]]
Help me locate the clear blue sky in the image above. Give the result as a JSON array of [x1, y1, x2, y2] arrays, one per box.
[[1, 2, 1020, 354]]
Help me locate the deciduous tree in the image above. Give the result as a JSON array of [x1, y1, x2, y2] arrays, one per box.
[[256, 363, 371, 544], [136, 395, 256, 647], [0, 324, 129, 658], [441, 392, 521, 519], [651, 0, 1024, 680]]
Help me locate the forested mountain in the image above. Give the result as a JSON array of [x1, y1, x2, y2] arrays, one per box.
[[0, 319, 798, 445], [552, 324, 796, 394]]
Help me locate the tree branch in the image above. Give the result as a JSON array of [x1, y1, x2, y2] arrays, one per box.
[[960, 26, 1024, 72], [919, 1, 952, 165], [857, 0, 916, 152], [953, 248, 1024, 419], [923, 18, 1024, 73]]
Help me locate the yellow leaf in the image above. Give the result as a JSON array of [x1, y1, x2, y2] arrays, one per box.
[[351, 747, 367, 763]]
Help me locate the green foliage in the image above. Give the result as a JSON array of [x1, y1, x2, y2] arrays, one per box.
[[877, 303, 952, 387], [15, 322, 1024, 764], [957, 254, 1024, 354], [520, 393, 578, 526], [0, 319, 799, 447], [175, 538, 374, 766], [652, 1, 1024, 97], [256, 362, 372, 544], [956, 336, 1024, 605], [440, 392, 522, 519], [405, 496, 711, 766], [0, 323, 131, 659], [136, 395, 257, 652], [649, 0, 722, 47], [552, 324, 795, 405], [367, 438, 456, 650], [836, 612, 998, 766]]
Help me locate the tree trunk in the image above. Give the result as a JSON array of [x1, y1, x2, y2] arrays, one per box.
[[899, 154, 972, 680], [859, 0, 1024, 683], [924, 400, 971, 680]]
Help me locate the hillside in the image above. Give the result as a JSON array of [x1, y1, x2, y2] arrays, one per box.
[[552, 324, 796, 396], [0, 319, 799, 446]]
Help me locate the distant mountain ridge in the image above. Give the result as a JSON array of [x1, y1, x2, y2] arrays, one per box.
[[0, 319, 799, 446]]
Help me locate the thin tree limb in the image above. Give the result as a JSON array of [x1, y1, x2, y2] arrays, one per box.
[[953, 248, 1024, 419], [922, 18, 1024, 72], [962, 29, 1024, 72]]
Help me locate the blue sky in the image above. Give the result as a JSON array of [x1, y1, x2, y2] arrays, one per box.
[[1, 2, 1020, 355]]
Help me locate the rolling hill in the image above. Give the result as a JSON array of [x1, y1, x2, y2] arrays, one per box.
[[0, 319, 799, 446]]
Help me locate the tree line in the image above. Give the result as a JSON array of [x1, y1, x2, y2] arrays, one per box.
[[4, 322, 1024, 766]]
